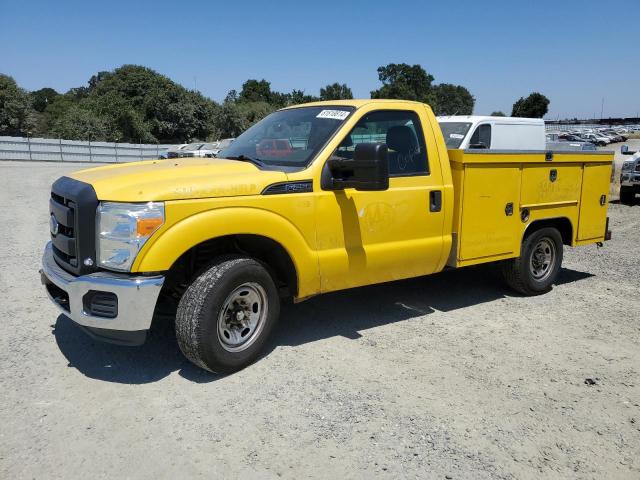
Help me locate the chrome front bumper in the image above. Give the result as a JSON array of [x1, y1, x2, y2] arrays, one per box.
[[41, 242, 164, 343]]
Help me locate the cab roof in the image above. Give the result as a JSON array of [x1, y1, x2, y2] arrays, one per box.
[[282, 99, 432, 110]]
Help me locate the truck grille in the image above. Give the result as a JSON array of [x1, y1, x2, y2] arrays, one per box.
[[50, 177, 99, 276], [635, 164, 640, 173]]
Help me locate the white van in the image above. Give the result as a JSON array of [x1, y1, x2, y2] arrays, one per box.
[[437, 116, 546, 150]]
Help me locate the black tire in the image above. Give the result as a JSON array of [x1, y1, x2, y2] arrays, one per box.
[[176, 257, 280, 373], [620, 187, 635, 205], [502, 227, 563, 296]]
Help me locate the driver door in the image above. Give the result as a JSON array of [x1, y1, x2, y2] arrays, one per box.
[[314, 107, 446, 293]]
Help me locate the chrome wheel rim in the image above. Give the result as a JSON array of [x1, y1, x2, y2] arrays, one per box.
[[530, 238, 556, 281], [217, 282, 268, 352]]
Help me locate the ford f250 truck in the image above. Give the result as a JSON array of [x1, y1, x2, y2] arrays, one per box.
[[41, 100, 613, 373]]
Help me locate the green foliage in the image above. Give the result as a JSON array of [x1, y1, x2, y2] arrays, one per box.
[[213, 101, 276, 139], [320, 83, 353, 101], [491, 111, 506, 116], [370, 63, 474, 116], [239, 79, 274, 104], [31, 65, 223, 142], [432, 83, 474, 115], [2, 62, 478, 143], [0, 74, 37, 136], [371, 63, 435, 104], [511, 92, 550, 118], [30, 87, 59, 113], [285, 89, 318, 105], [49, 104, 116, 140]]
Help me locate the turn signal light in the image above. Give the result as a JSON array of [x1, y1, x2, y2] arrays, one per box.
[[137, 217, 163, 236]]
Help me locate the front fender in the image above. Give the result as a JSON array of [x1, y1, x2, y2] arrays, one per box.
[[132, 207, 320, 298]]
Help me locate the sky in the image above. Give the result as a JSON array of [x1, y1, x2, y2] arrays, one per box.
[[1, 0, 639, 119]]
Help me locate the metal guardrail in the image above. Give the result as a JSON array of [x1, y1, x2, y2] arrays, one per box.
[[0, 136, 176, 163]]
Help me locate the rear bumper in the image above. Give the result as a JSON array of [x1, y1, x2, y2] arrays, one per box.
[[40, 242, 164, 345]]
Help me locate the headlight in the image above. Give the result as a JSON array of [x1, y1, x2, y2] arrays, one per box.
[[96, 202, 165, 271]]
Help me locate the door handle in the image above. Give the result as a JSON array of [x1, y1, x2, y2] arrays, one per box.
[[430, 190, 442, 212]]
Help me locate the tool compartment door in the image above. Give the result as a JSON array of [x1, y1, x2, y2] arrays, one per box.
[[459, 165, 521, 260], [520, 164, 582, 206], [577, 164, 611, 241]]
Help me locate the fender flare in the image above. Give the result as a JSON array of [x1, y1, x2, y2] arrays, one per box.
[[132, 207, 320, 297]]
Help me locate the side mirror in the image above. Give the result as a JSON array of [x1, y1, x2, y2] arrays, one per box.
[[325, 143, 389, 191], [621, 145, 637, 155]]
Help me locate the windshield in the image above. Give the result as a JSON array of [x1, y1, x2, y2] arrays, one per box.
[[217, 106, 353, 169], [438, 122, 472, 148]]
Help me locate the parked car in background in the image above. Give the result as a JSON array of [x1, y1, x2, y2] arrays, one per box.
[[171, 142, 220, 158], [167, 140, 236, 159], [559, 134, 588, 142], [547, 140, 596, 151], [582, 133, 609, 146], [210, 138, 235, 157], [166, 144, 188, 159], [601, 129, 627, 142]]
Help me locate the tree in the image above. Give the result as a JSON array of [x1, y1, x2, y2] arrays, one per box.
[[320, 83, 353, 101], [432, 83, 474, 115], [49, 105, 115, 140], [511, 92, 550, 118], [0, 74, 37, 136], [491, 111, 506, 117], [80, 64, 220, 142], [30, 87, 60, 112], [370, 63, 435, 104], [224, 89, 239, 103], [286, 89, 318, 105], [88, 71, 111, 89], [212, 101, 275, 139], [239, 79, 273, 104]]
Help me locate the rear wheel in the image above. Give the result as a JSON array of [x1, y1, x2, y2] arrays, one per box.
[[502, 227, 563, 296], [620, 186, 635, 205], [176, 257, 280, 373]]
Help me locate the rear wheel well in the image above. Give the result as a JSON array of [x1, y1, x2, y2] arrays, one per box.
[[523, 217, 573, 245], [161, 235, 298, 302]]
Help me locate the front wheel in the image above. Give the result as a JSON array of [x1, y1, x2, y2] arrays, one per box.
[[502, 227, 563, 296], [176, 257, 280, 373]]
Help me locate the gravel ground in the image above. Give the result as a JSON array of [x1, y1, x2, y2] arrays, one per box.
[[1, 161, 639, 480]]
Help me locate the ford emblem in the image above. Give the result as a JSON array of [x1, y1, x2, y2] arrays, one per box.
[[50, 214, 59, 236]]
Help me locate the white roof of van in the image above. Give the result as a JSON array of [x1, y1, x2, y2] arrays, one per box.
[[437, 115, 544, 125]]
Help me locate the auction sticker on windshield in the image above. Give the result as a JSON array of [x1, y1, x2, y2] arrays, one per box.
[[316, 110, 350, 120], [450, 133, 464, 139]]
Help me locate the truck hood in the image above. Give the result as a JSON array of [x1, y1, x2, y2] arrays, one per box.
[[69, 158, 289, 201]]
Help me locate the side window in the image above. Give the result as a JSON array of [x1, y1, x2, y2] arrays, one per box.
[[334, 110, 429, 176], [469, 124, 491, 149]]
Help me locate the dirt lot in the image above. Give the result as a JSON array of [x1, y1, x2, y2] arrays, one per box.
[[1, 161, 639, 479]]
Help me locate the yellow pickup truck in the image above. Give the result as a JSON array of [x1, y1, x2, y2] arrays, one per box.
[[41, 100, 613, 372]]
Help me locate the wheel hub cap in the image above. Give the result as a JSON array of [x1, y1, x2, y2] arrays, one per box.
[[217, 282, 268, 352], [530, 238, 556, 281]]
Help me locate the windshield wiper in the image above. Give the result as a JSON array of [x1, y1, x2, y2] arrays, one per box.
[[224, 155, 266, 168]]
